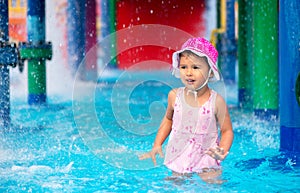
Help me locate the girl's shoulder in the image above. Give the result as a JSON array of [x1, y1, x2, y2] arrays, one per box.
[[214, 92, 226, 104], [168, 88, 178, 99], [168, 88, 183, 106], [168, 87, 184, 98], [213, 91, 228, 114]]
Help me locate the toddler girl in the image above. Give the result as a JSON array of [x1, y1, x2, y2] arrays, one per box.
[[140, 37, 233, 183]]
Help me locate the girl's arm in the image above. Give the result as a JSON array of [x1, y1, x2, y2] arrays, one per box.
[[139, 89, 176, 165], [207, 94, 234, 161], [216, 94, 233, 154]]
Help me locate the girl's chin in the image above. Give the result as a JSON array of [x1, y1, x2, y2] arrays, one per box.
[[185, 85, 197, 91]]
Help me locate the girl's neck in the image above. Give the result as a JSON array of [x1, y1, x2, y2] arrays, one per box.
[[184, 86, 211, 107], [185, 85, 210, 98]]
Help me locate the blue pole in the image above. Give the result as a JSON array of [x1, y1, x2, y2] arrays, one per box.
[[100, 0, 116, 68], [100, 0, 111, 68], [67, 0, 86, 76], [279, 0, 300, 153], [101, 0, 110, 38], [0, 0, 19, 129], [218, 0, 236, 83], [0, 0, 10, 129]]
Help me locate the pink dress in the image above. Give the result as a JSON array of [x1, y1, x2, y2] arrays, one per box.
[[164, 87, 220, 173]]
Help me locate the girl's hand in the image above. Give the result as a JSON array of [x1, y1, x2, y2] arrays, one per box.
[[206, 147, 228, 161], [139, 146, 164, 166]]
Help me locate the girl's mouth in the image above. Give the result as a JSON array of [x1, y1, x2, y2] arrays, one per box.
[[186, 79, 195, 84]]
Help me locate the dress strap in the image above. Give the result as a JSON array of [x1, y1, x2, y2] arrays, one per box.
[[210, 90, 217, 112]]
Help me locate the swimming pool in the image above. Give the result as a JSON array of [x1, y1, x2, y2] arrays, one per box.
[[1, 69, 299, 192]]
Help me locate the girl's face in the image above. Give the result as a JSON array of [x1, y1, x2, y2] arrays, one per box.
[[179, 52, 211, 91]]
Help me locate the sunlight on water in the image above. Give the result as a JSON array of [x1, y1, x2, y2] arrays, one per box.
[[1, 70, 300, 192]]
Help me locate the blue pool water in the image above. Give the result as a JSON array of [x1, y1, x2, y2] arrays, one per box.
[[1, 70, 299, 192]]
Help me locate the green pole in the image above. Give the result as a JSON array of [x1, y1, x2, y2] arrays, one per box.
[[19, 42, 52, 105], [109, 0, 117, 67], [253, 0, 278, 118], [27, 0, 47, 105], [238, 0, 253, 109]]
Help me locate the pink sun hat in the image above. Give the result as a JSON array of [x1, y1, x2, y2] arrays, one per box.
[[172, 37, 220, 81]]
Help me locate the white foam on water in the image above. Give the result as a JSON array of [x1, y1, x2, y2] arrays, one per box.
[[46, 0, 74, 101]]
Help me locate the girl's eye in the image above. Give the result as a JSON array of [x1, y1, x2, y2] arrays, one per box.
[[180, 66, 186, 69], [193, 66, 201, 69]]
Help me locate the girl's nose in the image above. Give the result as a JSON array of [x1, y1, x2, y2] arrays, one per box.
[[186, 68, 192, 76]]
